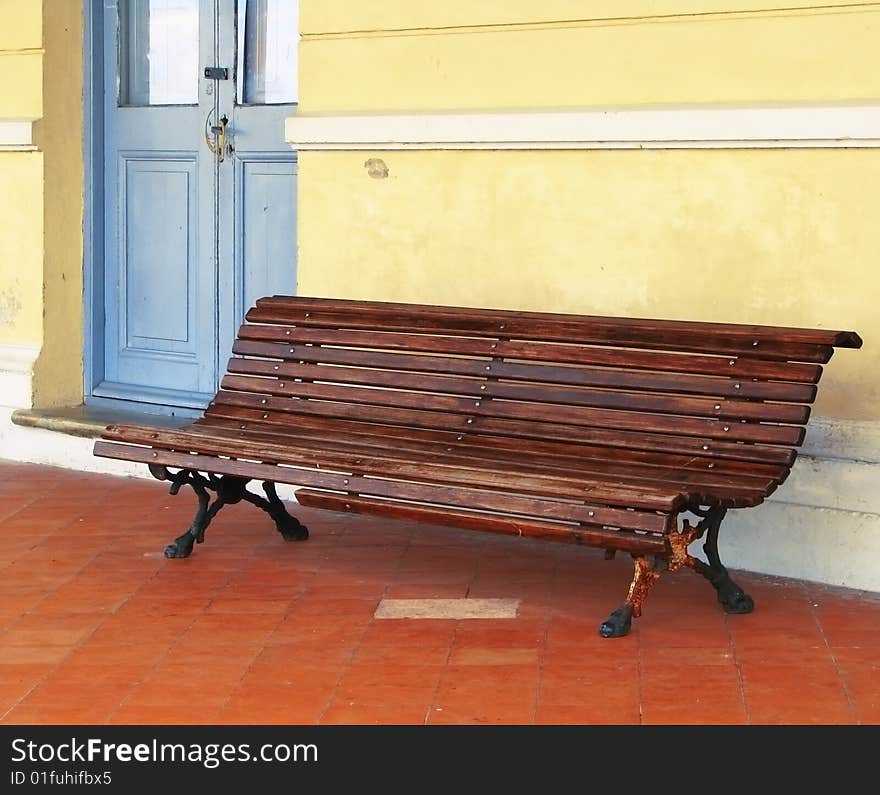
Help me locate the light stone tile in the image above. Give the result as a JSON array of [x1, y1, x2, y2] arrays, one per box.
[[374, 598, 520, 620]]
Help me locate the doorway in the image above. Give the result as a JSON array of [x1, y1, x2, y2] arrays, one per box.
[[87, 0, 299, 412]]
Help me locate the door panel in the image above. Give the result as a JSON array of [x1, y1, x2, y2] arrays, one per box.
[[122, 156, 196, 348], [221, 143, 297, 360], [236, 157, 297, 318]]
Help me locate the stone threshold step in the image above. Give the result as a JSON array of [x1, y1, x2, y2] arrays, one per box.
[[11, 405, 192, 439]]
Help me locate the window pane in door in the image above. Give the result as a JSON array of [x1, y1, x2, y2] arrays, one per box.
[[237, 0, 299, 105], [120, 0, 199, 106]]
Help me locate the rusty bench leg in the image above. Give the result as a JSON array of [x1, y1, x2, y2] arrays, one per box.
[[599, 554, 662, 638], [150, 466, 308, 558], [686, 506, 754, 615], [598, 505, 755, 637]]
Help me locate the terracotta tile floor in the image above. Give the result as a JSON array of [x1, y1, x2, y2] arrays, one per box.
[[1, 459, 878, 726]]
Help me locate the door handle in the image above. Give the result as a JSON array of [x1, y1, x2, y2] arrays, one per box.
[[212, 115, 228, 162], [205, 113, 230, 162]]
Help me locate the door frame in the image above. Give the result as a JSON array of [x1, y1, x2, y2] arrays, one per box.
[[83, 0, 107, 412]]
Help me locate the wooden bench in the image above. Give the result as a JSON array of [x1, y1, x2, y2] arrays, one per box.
[[93, 295, 862, 637]]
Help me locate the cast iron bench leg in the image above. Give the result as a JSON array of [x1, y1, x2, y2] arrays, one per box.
[[149, 465, 308, 558], [241, 481, 309, 541], [161, 470, 226, 559], [687, 506, 754, 614]]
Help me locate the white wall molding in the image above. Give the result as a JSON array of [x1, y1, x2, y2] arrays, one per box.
[[802, 416, 880, 464], [0, 119, 36, 151], [720, 503, 880, 592], [286, 104, 880, 150], [0, 343, 39, 408], [773, 456, 879, 515]]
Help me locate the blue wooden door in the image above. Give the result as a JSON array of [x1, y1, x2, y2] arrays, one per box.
[[96, 0, 297, 411]]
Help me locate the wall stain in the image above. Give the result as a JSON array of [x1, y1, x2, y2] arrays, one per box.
[[365, 158, 389, 179], [0, 289, 22, 327]]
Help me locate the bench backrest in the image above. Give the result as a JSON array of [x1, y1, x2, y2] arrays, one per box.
[[199, 295, 861, 503]]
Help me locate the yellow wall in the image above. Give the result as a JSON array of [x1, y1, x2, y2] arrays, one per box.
[[0, 155, 43, 345], [300, 3, 880, 111], [297, 1, 880, 421], [0, 0, 42, 119], [0, 0, 43, 359], [31, 0, 84, 407], [0, 53, 43, 120], [302, 1, 877, 33], [298, 149, 875, 420]]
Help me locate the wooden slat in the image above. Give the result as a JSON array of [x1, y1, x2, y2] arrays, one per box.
[[474, 415, 796, 465], [101, 423, 687, 512], [460, 428, 790, 483], [207, 391, 796, 466], [213, 388, 470, 433], [247, 299, 848, 358], [246, 303, 838, 362], [254, 295, 863, 350], [196, 415, 776, 488], [231, 340, 819, 403], [236, 323, 824, 384], [226, 357, 811, 424], [294, 491, 668, 554], [198, 407, 791, 482], [219, 374, 805, 446], [110, 420, 774, 507], [183, 421, 771, 507], [92, 441, 672, 533]]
